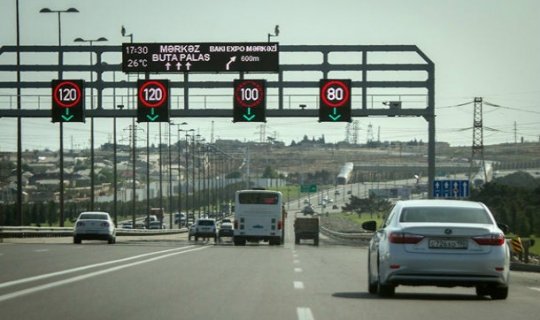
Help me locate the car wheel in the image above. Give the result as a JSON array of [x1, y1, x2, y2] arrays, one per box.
[[489, 286, 508, 300], [367, 257, 378, 294], [73, 236, 81, 244], [295, 236, 300, 244], [195, 236, 198, 242], [108, 236, 115, 244], [314, 237, 319, 246]]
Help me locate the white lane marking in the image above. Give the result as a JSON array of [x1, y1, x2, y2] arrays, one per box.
[[529, 287, 540, 292], [297, 307, 314, 320], [294, 281, 304, 289], [294, 267, 303, 273], [0, 245, 197, 290], [294, 259, 300, 264], [34, 249, 49, 253], [0, 245, 209, 303]]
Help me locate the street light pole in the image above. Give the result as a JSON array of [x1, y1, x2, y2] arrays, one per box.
[[73, 37, 108, 211], [40, 7, 78, 227]]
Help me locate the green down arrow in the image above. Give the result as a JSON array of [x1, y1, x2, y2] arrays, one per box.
[[146, 108, 159, 121], [61, 109, 74, 121], [243, 108, 255, 121], [328, 108, 341, 121]]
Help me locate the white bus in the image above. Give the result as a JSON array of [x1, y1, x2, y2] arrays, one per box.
[[233, 189, 285, 246]]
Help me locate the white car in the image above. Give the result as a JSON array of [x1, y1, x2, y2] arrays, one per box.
[[73, 211, 116, 244], [362, 199, 510, 299]]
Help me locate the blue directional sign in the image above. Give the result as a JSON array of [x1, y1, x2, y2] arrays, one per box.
[[433, 179, 470, 198]]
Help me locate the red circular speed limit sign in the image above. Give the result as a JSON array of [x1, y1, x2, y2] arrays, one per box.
[[53, 81, 82, 108], [234, 80, 264, 108], [320, 80, 350, 108], [138, 80, 167, 108]]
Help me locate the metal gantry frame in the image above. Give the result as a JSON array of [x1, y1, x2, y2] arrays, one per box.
[[0, 44, 436, 222]]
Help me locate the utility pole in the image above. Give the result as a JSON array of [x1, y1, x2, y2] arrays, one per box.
[[469, 97, 486, 182]]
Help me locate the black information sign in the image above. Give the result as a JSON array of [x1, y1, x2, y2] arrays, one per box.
[[233, 79, 266, 123], [123, 42, 279, 73], [51, 79, 85, 123]]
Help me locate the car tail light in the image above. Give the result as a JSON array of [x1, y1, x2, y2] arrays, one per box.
[[277, 220, 283, 230], [234, 220, 238, 229], [77, 222, 85, 227], [389, 232, 424, 244], [101, 222, 109, 227], [472, 233, 505, 246]]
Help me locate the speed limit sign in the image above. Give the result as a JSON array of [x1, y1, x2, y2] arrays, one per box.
[[137, 79, 170, 122], [51, 80, 85, 123], [319, 79, 351, 122], [233, 79, 266, 122]]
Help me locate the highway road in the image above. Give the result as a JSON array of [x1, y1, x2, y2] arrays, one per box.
[[1, 225, 540, 320]]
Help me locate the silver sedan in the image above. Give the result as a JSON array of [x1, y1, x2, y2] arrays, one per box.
[[362, 199, 510, 299]]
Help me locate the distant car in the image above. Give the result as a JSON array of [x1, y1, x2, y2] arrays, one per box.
[[120, 222, 133, 229], [143, 215, 158, 227], [302, 205, 315, 215], [149, 221, 166, 229], [362, 199, 510, 299], [191, 218, 217, 242], [174, 212, 186, 225], [218, 219, 234, 241], [73, 211, 116, 244]]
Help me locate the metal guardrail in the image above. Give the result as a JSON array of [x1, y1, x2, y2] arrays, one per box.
[[0, 226, 186, 238], [319, 225, 373, 241]]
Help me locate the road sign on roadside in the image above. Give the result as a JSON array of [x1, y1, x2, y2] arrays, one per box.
[[122, 42, 279, 73], [300, 184, 317, 193], [433, 179, 470, 198]]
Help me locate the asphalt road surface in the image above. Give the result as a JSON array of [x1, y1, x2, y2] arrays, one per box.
[[1, 228, 540, 320]]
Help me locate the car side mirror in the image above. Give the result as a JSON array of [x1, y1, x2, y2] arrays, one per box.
[[362, 220, 377, 231]]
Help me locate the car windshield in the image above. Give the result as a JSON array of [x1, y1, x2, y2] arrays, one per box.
[[79, 213, 108, 220], [399, 206, 492, 224], [198, 220, 214, 226]]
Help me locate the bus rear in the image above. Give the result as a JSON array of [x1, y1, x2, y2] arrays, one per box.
[[233, 190, 284, 246]]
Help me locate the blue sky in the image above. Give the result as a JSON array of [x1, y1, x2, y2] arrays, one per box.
[[1, 0, 539, 151]]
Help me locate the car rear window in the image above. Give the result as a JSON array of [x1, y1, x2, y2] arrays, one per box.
[[399, 206, 492, 224], [79, 213, 108, 220], [198, 220, 215, 226]]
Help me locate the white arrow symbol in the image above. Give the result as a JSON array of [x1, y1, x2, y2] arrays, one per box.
[[176, 62, 182, 70], [165, 62, 171, 71], [226, 56, 236, 70], [185, 62, 192, 70]]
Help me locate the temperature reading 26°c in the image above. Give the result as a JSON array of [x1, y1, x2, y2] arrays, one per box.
[[127, 59, 148, 68]]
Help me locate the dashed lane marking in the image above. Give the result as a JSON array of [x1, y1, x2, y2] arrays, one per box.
[[297, 307, 314, 320], [294, 281, 304, 289], [294, 267, 303, 273], [529, 287, 540, 292]]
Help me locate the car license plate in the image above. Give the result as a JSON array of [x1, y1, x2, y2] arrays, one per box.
[[428, 238, 468, 249]]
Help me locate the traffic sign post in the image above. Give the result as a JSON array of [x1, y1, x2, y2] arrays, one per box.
[[300, 184, 317, 193], [233, 79, 266, 122], [319, 79, 352, 122], [123, 42, 279, 73], [432, 179, 470, 198], [137, 79, 170, 123], [51, 80, 85, 123]]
